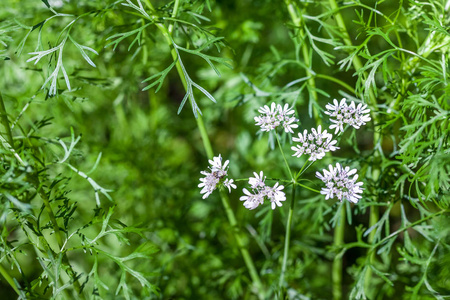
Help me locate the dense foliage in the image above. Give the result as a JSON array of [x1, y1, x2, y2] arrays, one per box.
[[0, 0, 449, 299]]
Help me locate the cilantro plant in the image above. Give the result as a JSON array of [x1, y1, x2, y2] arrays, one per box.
[[0, 0, 449, 299]]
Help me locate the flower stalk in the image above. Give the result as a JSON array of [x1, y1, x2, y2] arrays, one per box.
[[275, 133, 297, 288], [332, 206, 345, 300], [326, 1, 382, 297], [279, 183, 296, 288], [0, 90, 84, 297], [143, 0, 264, 296], [283, 0, 321, 125]]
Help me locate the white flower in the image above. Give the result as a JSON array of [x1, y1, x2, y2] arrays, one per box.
[[240, 188, 264, 210], [291, 125, 339, 161], [248, 171, 266, 189], [223, 179, 237, 192], [315, 163, 364, 203], [254, 102, 298, 133], [209, 155, 229, 172], [264, 182, 286, 209], [240, 171, 286, 210], [199, 154, 236, 199], [198, 171, 219, 199], [324, 98, 371, 134]]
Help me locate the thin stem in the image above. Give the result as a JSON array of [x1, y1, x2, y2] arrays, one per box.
[[30, 176, 85, 297], [363, 167, 380, 293], [275, 133, 294, 180], [167, 0, 181, 34], [315, 74, 355, 94], [279, 183, 296, 288], [219, 191, 264, 297], [373, 209, 447, 249], [296, 182, 320, 193], [144, 1, 263, 296], [332, 204, 345, 300], [0, 92, 14, 149], [295, 160, 310, 181], [327, 1, 381, 297], [1, 90, 83, 297], [0, 263, 20, 296], [283, 0, 321, 125]]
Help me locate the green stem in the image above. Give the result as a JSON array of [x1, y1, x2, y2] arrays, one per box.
[[363, 169, 380, 293], [279, 184, 296, 288], [143, 1, 263, 296], [373, 209, 447, 249], [327, 1, 381, 297], [332, 205, 345, 300], [328, 0, 378, 107], [284, 0, 321, 125], [275, 132, 298, 289], [295, 161, 310, 181], [275, 133, 294, 180], [219, 191, 264, 297], [30, 174, 85, 298], [0, 263, 20, 296], [0, 92, 14, 149], [315, 74, 355, 94], [1, 90, 83, 297]]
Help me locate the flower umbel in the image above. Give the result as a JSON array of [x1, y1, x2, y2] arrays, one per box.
[[324, 98, 371, 134], [240, 171, 286, 210], [291, 125, 339, 161], [254, 102, 298, 133], [315, 163, 363, 203], [199, 155, 236, 199]]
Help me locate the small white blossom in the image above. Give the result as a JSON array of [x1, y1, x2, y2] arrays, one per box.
[[240, 171, 286, 210], [291, 125, 338, 161], [265, 182, 286, 209], [198, 170, 219, 199], [248, 171, 266, 189], [199, 154, 236, 199], [324, 98, 371, 134], [315, 163, 364, 203], [209, 155, 229, 172], [240, 188, 264, 210], [254, 102, 298, 133], [223, 179, 237, 192]]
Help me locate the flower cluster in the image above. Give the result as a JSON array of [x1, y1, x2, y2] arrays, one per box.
[[291, 125, 338, 161], [199, 155, 236, 199], [324, 98, 371, 134], [315, 163, 363, 203], [240, 171, 286, 210], [254, 102, 299, 133]]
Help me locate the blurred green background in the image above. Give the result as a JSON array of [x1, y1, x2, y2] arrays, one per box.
[[1, 0, 449, 299]]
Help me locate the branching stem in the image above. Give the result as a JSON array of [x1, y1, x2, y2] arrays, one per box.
[[143, 0, 263, 297], [279, 184, 296, 289], [1, 90, 84, 297], [327, 1, 382, 296], [283, 0, 321, 125], [332, 205, 345, 300]]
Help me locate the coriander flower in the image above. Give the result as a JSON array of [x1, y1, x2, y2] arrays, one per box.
[[324, 98, 371, 134], [248, 171, 266, 189], [223, 179, 237, 192], [240, 171, 286, 210], [291, 125, 338, 161], [240, 188, 265, 210], [265, 182, 286, 209], [254, 102, 298, 133], [199, 154, 236, 199], [315, 163, 364, 203]]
